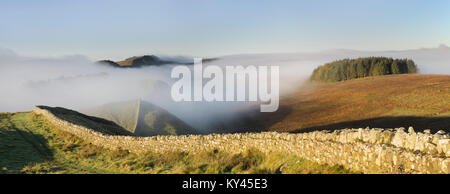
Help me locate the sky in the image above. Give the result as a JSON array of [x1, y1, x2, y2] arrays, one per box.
[[0, 0, 449, 60]]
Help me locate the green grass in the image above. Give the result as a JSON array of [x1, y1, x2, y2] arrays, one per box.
[[0, 112, 355, 174], [0, 113, 51, 173]]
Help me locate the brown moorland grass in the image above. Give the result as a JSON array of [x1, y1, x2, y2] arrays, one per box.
[[248, 74, 450, 133]]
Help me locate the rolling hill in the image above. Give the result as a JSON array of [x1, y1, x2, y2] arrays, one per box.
[[83, 100, 197, 136], [97, 55, 218, 68], [233, 74, 450, 133], [97, 55, 175, 68]]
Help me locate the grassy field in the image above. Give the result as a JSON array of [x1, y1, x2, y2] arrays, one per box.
[[246, 74, 450, 133], [0, 112, 353, 174]]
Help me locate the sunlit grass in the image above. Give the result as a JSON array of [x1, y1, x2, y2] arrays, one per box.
[[0, 112, 355, 174]]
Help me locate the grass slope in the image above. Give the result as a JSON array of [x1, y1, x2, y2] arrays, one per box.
[[243, 74, 450, 133], [0, 112, 353, 174]]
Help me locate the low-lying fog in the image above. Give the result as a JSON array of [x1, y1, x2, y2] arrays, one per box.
[[1, 45, 449, 131]]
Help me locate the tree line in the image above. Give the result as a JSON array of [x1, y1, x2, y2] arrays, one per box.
[[310, 57, 418, 82]]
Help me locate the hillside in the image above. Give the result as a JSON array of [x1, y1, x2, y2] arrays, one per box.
[[310, 57, 418, 82], [83, 100, 197, 136], [237, 74, 450, 133]]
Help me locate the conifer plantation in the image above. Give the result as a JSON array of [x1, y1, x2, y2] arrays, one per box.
[[310, 57, 418, 82]]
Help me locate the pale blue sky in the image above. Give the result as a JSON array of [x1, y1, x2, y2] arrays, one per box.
[[1, 0, 449, 60]]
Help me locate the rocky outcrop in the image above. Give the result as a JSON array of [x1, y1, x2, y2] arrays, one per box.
[[33, 106, 449, 174]]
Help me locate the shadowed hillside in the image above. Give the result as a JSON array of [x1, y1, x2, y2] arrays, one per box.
[[84, 100, 197, 136], [134, 101, 197, 136], [36, 106, 133, 136], [83, 100, 140, 133]]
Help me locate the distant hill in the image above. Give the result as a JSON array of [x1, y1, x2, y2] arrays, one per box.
[[97, 55, 173, 68], [310, 57, 418, 82], [97, 55, 218, 68], [84, 100, 197, 136]]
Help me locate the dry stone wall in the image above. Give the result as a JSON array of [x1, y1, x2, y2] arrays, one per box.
[[33, 106, 449, 174]]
